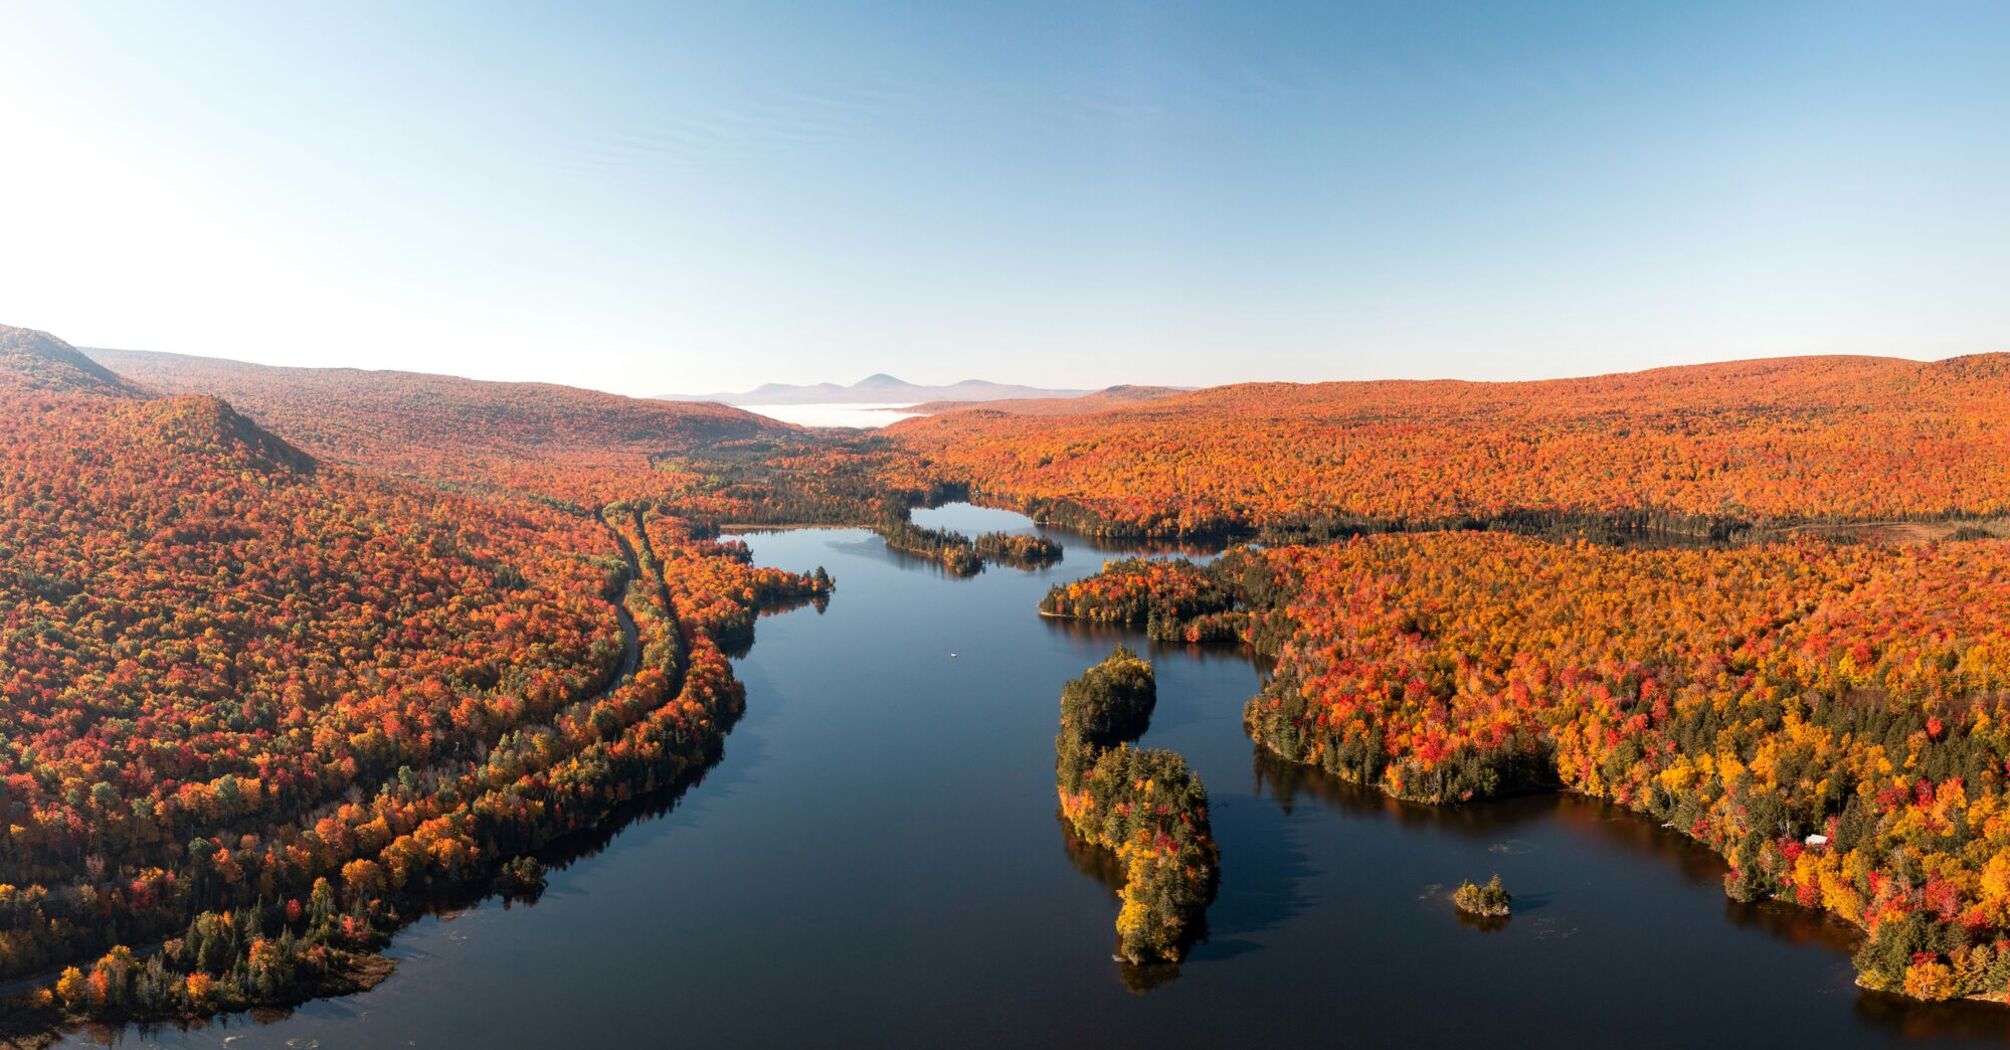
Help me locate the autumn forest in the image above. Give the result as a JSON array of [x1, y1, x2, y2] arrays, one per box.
[[6, 322, 2010, 1039]]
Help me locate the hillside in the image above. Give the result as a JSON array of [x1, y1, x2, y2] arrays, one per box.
[[0, 325, 133, 395], [659, 372, 1089, 406], [0, 356, 608, 977], [11, 328, 2010, 1027], [88, 347, 795, 505], [0, 335, 829, 1023], [891, 354, 2010, 537]]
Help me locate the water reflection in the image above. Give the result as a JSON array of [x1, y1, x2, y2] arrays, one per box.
[[1054, 814, 1192, 994], [1252, 743, 1554, 838], [70, 504, 2010, 1049], [1045, 530, 1227, 560], [1854, 989, 2010, 1044], [1245, 738, 2010, 1041], [1454, 909, 1511, 934], [1190, 795, 1312, 952], [1057, 810, 1127, 891]]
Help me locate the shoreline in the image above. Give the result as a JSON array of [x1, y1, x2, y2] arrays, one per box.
[[1, 955, 397, 1050], [1039, 559, 2009, 1011]]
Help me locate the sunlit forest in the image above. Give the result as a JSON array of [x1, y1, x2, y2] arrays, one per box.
[[0, 327, 830, 1024], [7, 320, 2010, 1034], [893, 354, 2010, 540], [1046, 534, 2010, 999]]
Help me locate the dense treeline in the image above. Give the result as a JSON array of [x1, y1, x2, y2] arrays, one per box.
[[8, 485, 826, 1024], [3, 391, 591, 958], [895, 354, 2010, 537], [652, 430, 952, 529], [868, 512, 1064, 576], [0, 330, 833, 1028], [34, 894, 392, 1025], [973, 532, 1061, 568], [1057, 645, 1158, 757], [1054, 648, 1216, 965], [1453, 875, 1512, 919], [876, 510, 982, 575], [1039, 554, 1290, 647], [29, 324, 2010, 1017], [1063, 532, 2010, 1000]]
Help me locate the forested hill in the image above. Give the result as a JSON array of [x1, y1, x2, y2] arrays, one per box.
[[1, 325, 313, 474], [890, 353, 2010, 537], [87, 346, 798, 505], [0, 329, 831, 1030], [0, 325, 134, 395], [0, 336, 627, 990]]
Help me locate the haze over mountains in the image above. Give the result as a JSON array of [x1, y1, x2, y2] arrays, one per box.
[[904, 385, 1189, 416], [658, 373, 1089, 406], [81, 343, 789, 499]]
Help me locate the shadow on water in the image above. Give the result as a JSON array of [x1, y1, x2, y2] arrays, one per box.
[[1038, 616, 1275, 668], [1251, 738, 1784, 908], [1051, 740, 1316, 982], [1055, 812, 1197, 994], [917, 509, 2010, 1044], [78, 504, 2010, 1049], [1189, 794, 1313, 954], [1252, 743, 1557, 838], [62, 584, 846, 1048], [77, 694, 764, 1048], [717, 594, 827, 659], [1855, 991, 2010, 1044], [1047, 531, 1227, 560], [1036, 625, 1275, 749], [1057, 810, 1128, 894], [1454, 909, 1512, 934], [1248, 739, 2010, 1044]]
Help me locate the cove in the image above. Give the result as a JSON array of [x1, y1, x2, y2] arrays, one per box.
[[62, 505, 2010, 1049]]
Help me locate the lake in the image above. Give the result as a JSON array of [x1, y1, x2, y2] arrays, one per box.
[[736, 402, 923, 428], [64, 504, 2010, 1048]]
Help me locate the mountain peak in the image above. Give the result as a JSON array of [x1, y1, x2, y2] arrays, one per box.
[[854, 373, 907, 388], [140, 394, 318, 474], [0, 324, 135, 395]]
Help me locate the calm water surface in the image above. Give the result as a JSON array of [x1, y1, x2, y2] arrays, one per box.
[[68, 505, 2010, 1048], [735, 402, 922, 428]]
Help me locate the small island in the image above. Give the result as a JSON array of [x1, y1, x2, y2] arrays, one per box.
[[1453, 875, 1513, 918], [974, 530, 1062, 568], [876, 510, 983, 574], [875, 511, 1066, 575], [494, 856, 548, 902], [1055, 646, 1218, 966]]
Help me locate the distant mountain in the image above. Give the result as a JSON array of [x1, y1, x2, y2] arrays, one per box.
[[659, 373, 1090, 406], [85, 346, 795, 501]]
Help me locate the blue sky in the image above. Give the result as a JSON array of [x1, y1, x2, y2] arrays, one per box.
[[1, 1, 2004, 396]]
